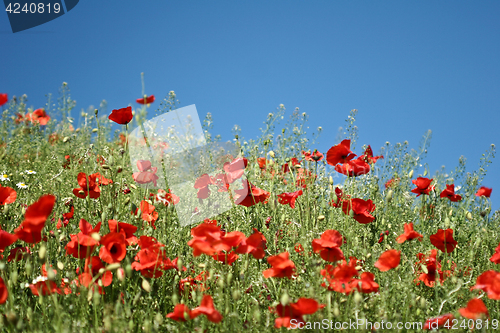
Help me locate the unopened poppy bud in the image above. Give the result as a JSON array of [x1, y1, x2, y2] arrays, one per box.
[[227, 272, 233, 285], [269, 151, 275, 158], [171, 293, 179, 305], [38, 244, 46, 261], [130, 184, 137, 190], [47, 268, 56, 281], [444, 217, 450, 228], [101, 212, 107, 223], [280, 292, 289, 306], [253, 308, 261, 322], [2, 205, 8, 214], [102, 164, 110, 170], [92, 128, 98, 133], [78, 190, 85, 196], [217, 278, 224, 288], [355, 266, 362, 271], [57, 261, 64, 270], [333, 302, 340, 317], [136, 209, 142, 217], [386, 190, 393, 202], [349, 210, 355, 218], [423, 169, 428, 177], [329, 176, 333, 185], [176, 258, 183, 270], [106, 263, 121, 271], [466, 212, 473, 220], [24, 262, 31, 276], [124, 197, 130, 205], [232, 289, 241, 300], [90, 232, 101, 242], [353, 291, 362, 304], [125, 264, 132, 277], [317, 215, 325, 221], [408, 170, 414, 178], [21, 207, 26, 214], [142, 279, 151, 292], [63, 136, 70, 143]]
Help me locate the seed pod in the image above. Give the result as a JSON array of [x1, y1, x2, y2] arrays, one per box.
[[142, 279, 151, 292]]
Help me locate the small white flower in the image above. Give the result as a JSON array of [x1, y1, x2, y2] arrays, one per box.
[[0, 174, 9, 181], [16, 182, 28, 189], [25, 170, 36, 174]]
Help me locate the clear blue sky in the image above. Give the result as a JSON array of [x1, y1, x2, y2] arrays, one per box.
[[1, 1, 499, 209]]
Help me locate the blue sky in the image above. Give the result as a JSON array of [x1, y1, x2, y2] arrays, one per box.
[[1, 1, 499, 209]]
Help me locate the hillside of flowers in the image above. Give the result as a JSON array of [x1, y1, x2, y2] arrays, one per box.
[[0, 87, 498, 332]]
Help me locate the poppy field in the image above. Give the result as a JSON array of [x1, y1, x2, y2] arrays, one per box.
[[0, 88, 498, 332]]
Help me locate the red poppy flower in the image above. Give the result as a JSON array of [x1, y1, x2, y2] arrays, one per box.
[[490, 243, 500, 264], [222, 157, 248, 184], [415, 250, 450, 287], [396, 223, 423, 243], [136, 95, 155, 105], [108, 219, 138, 246], [458, 298, 489, 319], [360, 145, 383, 164], [0, 186, 16, 205], [0, 227, 18, 252], [194, 174, 214, 199], [312, 230, 345, 262], [93, 172, 113, 186], [377, 230, 389, 243], [0, 94, 7, 107], [65, 219, 101, 259], [56, 206, 75, 229], [134, 200, 159, 229], [341, 198, 376, 224], [429, 229, 458, 253], [235, 228, 267, 259], [385, 178, 400, 189], [132, 245, 174, 278], [109, 106, 133, 125], [234, 180, 270, 207], [423, 314, 454, 330], [326, 139, 356, 166], [29, 278, 61, 296], [302, 149, 324, 162], [274, 298, 323, 328], [257, 157, 267, 170], [320, 257, 360, 294], [99, 232, 127, 264], [212, 250, 239, 265], [151, 189, 180, 206], [132, 160, 159, 187], [80, 256, 113, 290], [329, 187, 350, 208], [166, 304, 192, 321], [335, 158, 371, 177], [188, 221, 245, 257], [358, 272, 379, 293], [475, 186, 492, 198], [7, 246, 30, 262], [440, 184, 462, 202], [190, 295, 223, 323], [14, 194, 56, 244], [73, 172, 101, 199], [0, 276, 7, 304], [411, 177, 434, 196], [30, 108, 50, 125], [374, 249, 401, 272], [471, 270, 500, 300], [277, 190, 303, 209], [263, 251, 296, 279]]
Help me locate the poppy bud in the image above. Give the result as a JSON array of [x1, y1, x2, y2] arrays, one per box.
[[444, 217, 450, 228], [117, 269, 126, 281], [329, 176, 333, 185], [47, 268, 56, 281], [91, 232, 101, 242], [333, 302, 340, 317], [78, 190, 85, 196], [386, 190, 393, 202], [124, 197, 130, 205], [92, 128, 98, 133], [353, 291, 363, 304], [101, 212, 107, 223], [21, 207, 26, 215], [217, 277, 224, 288], [38, 244, 46, 261], [349, 210, 355, 218], [76, 128, 80, 132], [280, 291, 290, 306], [3, 205, 8, 214], [130, 184, 137, 190], [63, 136, 70, 143], [408, 170, 414, 178], [125, 264, 132, 277], [24, 262, 31, 276], [117, 166, 123, 173], [227, 272, 233, 285], [269, 151, 275, 158], [317, 215, 325, 221], [142, 279, 151, 293], [106, 263, 121, 271], [466, 212, 473, 220], [102, 164, 110, 170], [171, 293, 179, 305], [57, 261, 64, 270], [253, 308, 261, 322], [232, 289, 241, 300]]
